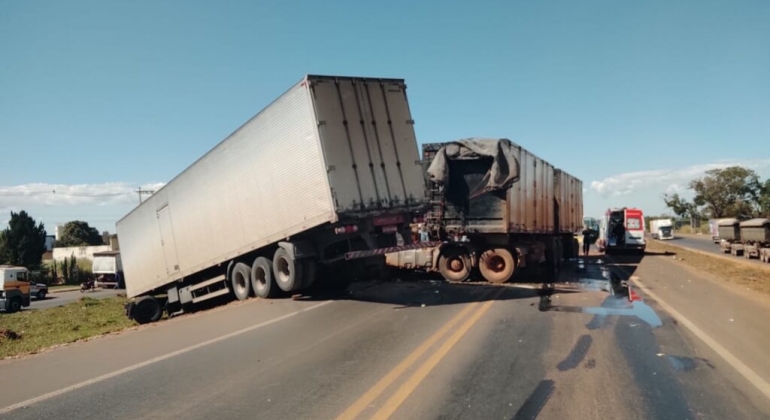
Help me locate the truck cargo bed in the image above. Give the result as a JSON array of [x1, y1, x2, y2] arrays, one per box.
[[423, 138, 581, 235]]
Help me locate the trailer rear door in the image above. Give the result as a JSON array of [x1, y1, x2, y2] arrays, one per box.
[[309, 76, 425, 215]]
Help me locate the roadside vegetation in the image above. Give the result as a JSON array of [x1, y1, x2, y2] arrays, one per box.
[[674, 225, 710, 235], [0, 297, 136, 359], [664, 166, 770, 221], [646, 240, 770, 295]]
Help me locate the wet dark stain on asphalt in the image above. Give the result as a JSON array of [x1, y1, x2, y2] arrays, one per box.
[[586, 313, 612, 330], [510, 379, 555, 420], [557, 334, 593, 371], [666, 355, 715, 372], [542, 296, 663, 328]]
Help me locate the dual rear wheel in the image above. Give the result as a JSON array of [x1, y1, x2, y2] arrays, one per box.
[[438, 247, 517, 284], [231, 247, 316, 301]]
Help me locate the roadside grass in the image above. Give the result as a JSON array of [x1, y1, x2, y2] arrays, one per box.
[[0, 297, 136, 359], [675, 225, 710, 235], [646, 240, 770, 295]]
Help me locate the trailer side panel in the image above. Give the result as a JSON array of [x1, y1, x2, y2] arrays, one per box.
[[117, 81, 334, 298]]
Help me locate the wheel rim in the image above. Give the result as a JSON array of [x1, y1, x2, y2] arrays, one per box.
[[234, 270, 247, 294], [254, 266, 267, 291], [448, 257, 464, 273], [277, 257, 290, 284], [487, 255, 506, 273]]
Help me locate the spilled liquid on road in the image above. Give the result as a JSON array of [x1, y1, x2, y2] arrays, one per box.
[[539, 258, 663, 328]]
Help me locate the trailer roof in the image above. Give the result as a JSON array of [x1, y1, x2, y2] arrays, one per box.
[[717, 218, 740, 226], [739, 218, 770, 228], [117, 74, 407, 227]]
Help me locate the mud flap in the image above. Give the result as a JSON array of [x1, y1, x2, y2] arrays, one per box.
[[124, 301, 135, 320]]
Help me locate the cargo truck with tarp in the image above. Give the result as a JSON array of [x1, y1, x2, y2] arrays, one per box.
[[738, 218, 770, 262], [718, 218, 743, 256], [371, 138, 583, 284], [117, 75, 428, 324]]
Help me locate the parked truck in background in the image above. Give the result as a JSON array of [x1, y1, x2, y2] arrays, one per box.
[[93, 251, 124, 289], [378, 138, 583, 283], [738, 218, 770, 262], [709, 219, 722, 243], [650, 218, 674, 240], [118, 75, 428, 324], [718, 218, 742, 256], [597, 207, 646, 254]]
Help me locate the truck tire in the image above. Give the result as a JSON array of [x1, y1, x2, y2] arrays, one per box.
[[438, 248, 472, 282], [231, 262, 251, 301], [251, 257, 277, 299], [133, 296, 162, 324], [37, 290, 47, 300], [6, 297, 22, 313], [273, 248, 304, 292], [478, 248, 516, 284]]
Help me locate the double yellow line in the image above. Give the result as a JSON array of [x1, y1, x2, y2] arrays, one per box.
[[336, 294, 499, 420]]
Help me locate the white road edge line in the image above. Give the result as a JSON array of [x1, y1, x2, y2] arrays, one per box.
[[631, 276, 770, 400], [0, 300, 334, 415]]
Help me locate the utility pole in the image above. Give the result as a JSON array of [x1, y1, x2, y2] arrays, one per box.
[[136, 187, 155, 204]]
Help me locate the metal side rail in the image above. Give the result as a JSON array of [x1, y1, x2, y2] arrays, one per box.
[[345, 242, 442, 260]]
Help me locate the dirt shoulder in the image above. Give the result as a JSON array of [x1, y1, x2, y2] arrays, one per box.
[[646, 240, 770, 296]]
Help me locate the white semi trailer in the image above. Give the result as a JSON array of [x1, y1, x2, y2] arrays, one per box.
[[118, 75, 428, 324]]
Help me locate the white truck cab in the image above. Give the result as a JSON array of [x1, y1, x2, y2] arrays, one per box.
[[0, 265, 32, 313], [650, 219, 674, 240]]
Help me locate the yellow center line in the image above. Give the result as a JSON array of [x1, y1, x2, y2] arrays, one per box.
[[371, 297, 499, 420], [334, 301, 482, 420]]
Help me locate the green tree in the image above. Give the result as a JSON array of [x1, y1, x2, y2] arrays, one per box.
[[662, 193, 699, 218], [0, 210, 47, 270], [56, 221, 104, 247], [690, 166, 761, 218], [759, 178, 770, 217]]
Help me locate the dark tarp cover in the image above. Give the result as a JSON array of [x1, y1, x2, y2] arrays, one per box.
[[426, 138, 520, 199]]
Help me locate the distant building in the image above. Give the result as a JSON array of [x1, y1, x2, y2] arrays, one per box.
[[42, 235, 56, 261], [44, 235, 55, 251], [53, 245, 113, 263], [52, 233, 120, 262]]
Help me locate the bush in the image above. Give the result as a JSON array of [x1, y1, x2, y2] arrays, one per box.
[[54, 255, 94, 285], [676, 224, 710, 235]]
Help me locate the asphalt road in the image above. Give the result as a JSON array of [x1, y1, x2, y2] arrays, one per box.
[[669, 234, 723, 254], [664, 234, 769, 268], [2, 254, 769, 420], [30, 289, 122, 310]]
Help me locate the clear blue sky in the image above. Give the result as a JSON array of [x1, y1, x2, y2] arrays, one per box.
[[1, 0, 769, 232]]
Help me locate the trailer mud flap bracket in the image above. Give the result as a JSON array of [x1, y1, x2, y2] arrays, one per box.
[[345, 241, 442, 260], [279, 240, 317, 259]]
